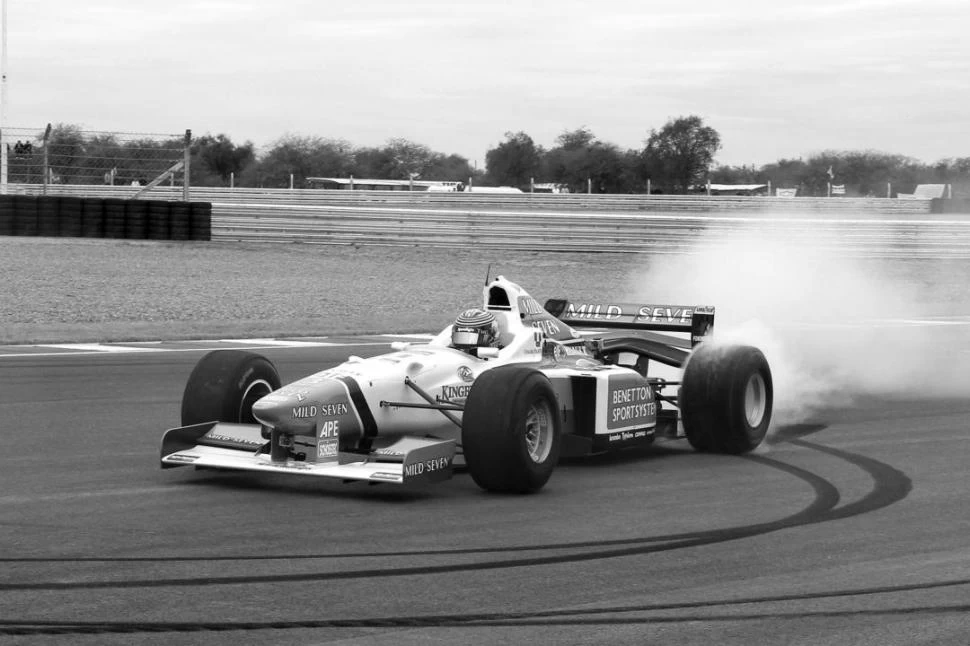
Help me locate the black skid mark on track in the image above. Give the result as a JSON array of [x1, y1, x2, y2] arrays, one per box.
[[0, 439, 909, 591], [0, 439, 922, 637], [1, 581, 968, 635]]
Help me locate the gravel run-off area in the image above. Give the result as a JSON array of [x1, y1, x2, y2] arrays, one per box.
[[2, 236, 965, 346], [1, 238, 644, 344]]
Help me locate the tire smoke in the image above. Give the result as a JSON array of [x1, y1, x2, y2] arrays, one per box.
[[625, 225, 970, 423]]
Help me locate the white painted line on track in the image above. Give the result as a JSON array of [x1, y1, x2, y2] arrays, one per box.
[[39, 343, 167, 353], [217, 338, 341, 347], [378, 333, 435, 339]]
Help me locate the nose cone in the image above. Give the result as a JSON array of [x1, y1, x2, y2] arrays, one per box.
[[250, 379, 358, 438]]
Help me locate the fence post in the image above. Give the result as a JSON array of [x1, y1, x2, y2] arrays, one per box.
[[42, 123, 51, 195], [230, 171, 234, 189], [647, 178, 651, 195], [587, 178, 591, 194], [767, 179, 772, 196], [183, 129, 191, 201], [887, 182, 891, 198]]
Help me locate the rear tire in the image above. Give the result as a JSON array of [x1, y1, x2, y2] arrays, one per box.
[[680, 344, 772, 454], [181, 350, 281, 426], [462, 366, 561, 493]]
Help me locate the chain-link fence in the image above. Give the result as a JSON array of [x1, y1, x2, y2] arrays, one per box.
[[2, 124, 189, 196]]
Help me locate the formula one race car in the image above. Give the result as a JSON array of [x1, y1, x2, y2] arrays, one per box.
[[161, 276, 773, 493]]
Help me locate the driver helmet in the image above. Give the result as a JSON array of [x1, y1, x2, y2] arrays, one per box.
[[451, 308, 498, 351]]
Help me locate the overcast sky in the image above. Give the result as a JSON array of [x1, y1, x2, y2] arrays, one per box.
[[4, 0, 968, 167]]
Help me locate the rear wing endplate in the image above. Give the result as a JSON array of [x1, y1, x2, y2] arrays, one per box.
[[544, 299, 715, 346]]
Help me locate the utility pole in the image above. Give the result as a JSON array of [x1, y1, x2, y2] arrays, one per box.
[[1, 0, 8, 194]]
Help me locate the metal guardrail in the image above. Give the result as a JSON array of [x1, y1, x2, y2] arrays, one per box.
[[12, 183, 932, 213], [12, 183, 969, 257], [209, 201, 970, 258]]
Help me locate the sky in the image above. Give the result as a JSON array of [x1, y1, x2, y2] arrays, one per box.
[[3, 0, 968, 167]]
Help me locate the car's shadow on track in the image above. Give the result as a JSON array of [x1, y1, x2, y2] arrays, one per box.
[[173, 469, 444, 502]]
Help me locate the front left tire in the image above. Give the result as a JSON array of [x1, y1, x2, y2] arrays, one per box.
[[180, 350, 281, 426]]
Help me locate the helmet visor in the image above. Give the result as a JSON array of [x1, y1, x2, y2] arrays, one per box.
[[452, 327, 483, 348]]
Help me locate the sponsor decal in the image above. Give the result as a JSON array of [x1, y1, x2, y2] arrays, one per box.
[[374, 448, 405, 457], [167, 454, 199, 463], [608, 430, 650, 442], [276, 462, 312, 470], [318, 419, 339, 438], [371, 472, 402, 481], [292, 405, 317, 419], [635, 306, 693, 324], [518, 296, 545, 316], [441, 383, 473, 402], [319, 402, 349, 417], [565, 303, 623, 320], [317, 438, 338, 458], [607, 375, 657, 430], [531, 319, 561, 336], [457, 365, 474, 382], [295, 390, 308, 403], [403, 456, 451, 477]]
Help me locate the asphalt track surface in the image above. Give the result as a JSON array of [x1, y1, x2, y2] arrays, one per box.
[[0, 331, 968, 646]]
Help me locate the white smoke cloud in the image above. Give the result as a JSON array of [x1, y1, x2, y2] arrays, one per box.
[[625, 223, 970, 424]]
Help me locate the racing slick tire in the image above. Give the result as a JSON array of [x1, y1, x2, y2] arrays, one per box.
[[180, 350, 281, 426], [462, 366, 562, 494], [679, 344, 772, 454]]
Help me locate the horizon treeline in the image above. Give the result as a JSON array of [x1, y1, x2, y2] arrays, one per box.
[[24, 119, 970, 197]]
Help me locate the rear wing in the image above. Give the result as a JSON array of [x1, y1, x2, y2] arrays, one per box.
[[544, 299, 715, 346]]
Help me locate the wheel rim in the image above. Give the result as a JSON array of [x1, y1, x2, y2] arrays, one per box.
[[744, 373, 767, 428], [525, 398, 554, 463], [239, 379, 274, 424]]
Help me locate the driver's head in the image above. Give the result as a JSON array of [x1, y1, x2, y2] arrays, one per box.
[[451, 308, 498, 352]]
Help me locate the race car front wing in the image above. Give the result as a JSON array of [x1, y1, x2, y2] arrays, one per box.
[[160, 422, 456, 485]]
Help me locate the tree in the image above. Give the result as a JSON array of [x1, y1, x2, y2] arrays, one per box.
[[254, 134, 355, 187], [485, 131, 542, 187], [192, 133, 255, 186], [46, 123, 86, 184], [641, 116, 721, 194], [543, 127, 637, 193]]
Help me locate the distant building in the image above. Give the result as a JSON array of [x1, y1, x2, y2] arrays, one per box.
[[692, 183, 769, 196], [307, 177, 464, 191], [532, 182, 569, 194]]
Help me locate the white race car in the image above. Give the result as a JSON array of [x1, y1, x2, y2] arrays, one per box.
[[161, 276, 772, 493]]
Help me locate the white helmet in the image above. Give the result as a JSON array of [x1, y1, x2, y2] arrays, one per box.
[[451, 308, 498, 351]]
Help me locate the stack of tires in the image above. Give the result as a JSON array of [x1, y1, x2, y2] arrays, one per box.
[[81, 198, 105, 238], [189, 202, 212, 241], [0, 195, 212, 242], [37, 196, 60, 236], [58, 196, 84, 238], [103, 198, 127, 238]]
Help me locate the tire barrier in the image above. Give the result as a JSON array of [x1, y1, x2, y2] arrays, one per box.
[[81, 197, 105, 238], [14, 195, 39, 236], [189, 202, 212, 241], [146, 200, 170, 240], [0, 195, 11, 235], [0, 196, 212, 242], [125, 200, 148, 239], [58, 196, 83, 238]]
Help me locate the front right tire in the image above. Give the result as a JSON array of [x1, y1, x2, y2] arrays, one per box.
[[462, 366, 562, 493]]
